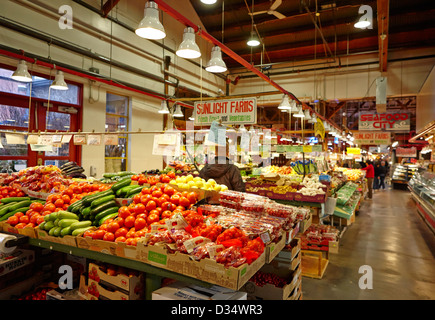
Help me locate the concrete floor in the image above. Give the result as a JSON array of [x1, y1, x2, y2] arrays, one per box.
[[302, 187, 435, 300]]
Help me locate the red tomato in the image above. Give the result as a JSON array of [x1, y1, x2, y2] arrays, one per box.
[[187, 192, 198, 204], [124, 215, 136, 229], [170, 194, 180, 206], [30, 202, 44, 212], [179, 197, 191, 208], [107, 221, 120, 234], [133, 194, 142, 204], [152, 190, 163, 198], [93, 230, 106, 240], [141, 187, 151, 195], [134, 203, 146, 215], [161, 210, 173, 219], [147, 213, 160, 225], [145, 200, 157, 211], [118, 206, 131, 219], [115, 227, 128, 239], [7, 215, 19, 226], [15, 223, 27, 229], [115, 236, 126, 243], [134, 218, 147, 231]]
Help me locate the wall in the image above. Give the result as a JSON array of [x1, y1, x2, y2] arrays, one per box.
[[416, 65, 435, 133]]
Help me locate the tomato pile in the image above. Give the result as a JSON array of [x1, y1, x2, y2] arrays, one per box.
[[83, 184, 198, 245], [249, 271, 288, 288], [0, 186, 26, 200], [18, 288, 50, 300], [131, 171, 175, 186]]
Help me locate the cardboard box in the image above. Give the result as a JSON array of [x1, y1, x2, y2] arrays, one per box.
[[278, 238, 301, 261], [299, 214, 312, 234], [265, 233, 286, 264], [241, 264, 302, 300], [76, 236, 127, 257], [152, 282, 247, 300], [271, 252, 301, 271], [300, 237, 339, 254], [46, 288, 83, 300], [285, 222, 300, 244], [0, 249, 35, 277], [136, 243, 265, 291], [88, 262, 144, 299], [36, 227, 77, 247], [287, 279, 302, 300], [1, 222, 37, 238], [87, 279, 135, 300]]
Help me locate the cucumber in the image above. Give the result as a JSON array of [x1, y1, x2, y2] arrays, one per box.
[[58, 211, 79, 220], [94, 207, 119, 223], [116, 185, 136, 197], [91, 194, 116, 208], [89, 200, 118, 218], [48, 227, 56, 236], [59, 219, 79, 228], [67, 199, 84, 212], [0, 206, 30, 221], [53, 226, 62, 237], [72, 226, 93, 236], [81, 207, 92, 217], [82, 189, 114, 206], [7, 200, 32, 212], [111, 178, 131, 192], [126, 186, 145, 197], [39, 221, 46, 230], [0, 202, 18, 217], [103, 172, 118, 179], [48, 212, 59, 221], [69, 220, 92, 231], [44, 220, 55, 231], [54, 218, 60, 226], [1, 197, 30, 204], [60, 226, 72, 237], [99, 212, 118, 225], [127, 192, 141, 199], [117, 171, 136, 177]]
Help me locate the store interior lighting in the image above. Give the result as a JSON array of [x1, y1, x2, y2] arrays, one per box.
[[158, 100, 169, 114], [205, 46, 227, 73], [425, 135, 433, 141], [304, 109, 312, 120], [176, 27, 201, 59], [11, 60, 32, 82], [289, 100, 298, 113], [392, 141, 399, 147], [247, 31, 261, 47], [293, 106, 305, 118], [135, 1, 166, 40], [278, 95, 291, 110], [200, 0, 217, 4], [50, 70, 68, 90], [173, 104, 184, 117]]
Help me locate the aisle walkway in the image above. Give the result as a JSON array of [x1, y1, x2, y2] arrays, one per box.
[[302, 186, 435, 300]]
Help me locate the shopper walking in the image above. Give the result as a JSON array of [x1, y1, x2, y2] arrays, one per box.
[[378, 160, 388, 190], [373, 161, 380, 191], [361, 160, 375, 199]]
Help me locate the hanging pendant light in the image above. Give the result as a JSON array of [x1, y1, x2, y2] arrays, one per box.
[[309, 114, 317, 124], [206, 46, 227, 73], [277, 95, 291, 110], [239, 124, 247, 131], [135, 1, 166, 40], [304, 110, 312, 120], [176, 27, 201, 59], [201, 0, 217, 4], [289, 100, 298, 113], [293, 106, 305, 118], [247, 31, 260, 47], [11, 60, 32, 82], [50, 70, 68, 90], [173, 104, 184, 118], [158, 100, 169, 114]]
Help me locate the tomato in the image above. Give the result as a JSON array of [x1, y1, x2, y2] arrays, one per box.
[[163, 185, 175, 196], [138, 177, 148, 185], [44, 203, 56, 213], [7, 215, 19, 226], [145, 200, 157, 212], [118, 206, 131, 219], [29, 214, 41, 225], [115, 217, 124, 228], [161, 210, 173, 219], [125, 229, 136, 239], [187, 192, 198, 204], [134, 218, 147, 231], [115, 227, 128, 239], [133, 194, 142, 204], [83, 230, 95, 239], [134, 203, 146, 215], [15, 223, 27, 229], [147, 213, 160, 225], [115, 236, 126, 243], [179, 197, 191, 208], [36, 216, 45, 225], [14, 212, 24, 219], [29, 202, 43, 212], [152, 190, 163, 198], [140, 194, 152, 206], [54, 199, 64, 208], [61, 195, 71, 204], [93, 230, 106, 240], [160, 193, 170, 201], [131, 175, 139, 181], [141, 188, 151, 195], [135, 230, 147, 238], [167, 171, 176, 179], [124, 215, 136, 229], [107, 221, 120, 234], [170, 194, 180, 205], [103, 232, 115, 242]]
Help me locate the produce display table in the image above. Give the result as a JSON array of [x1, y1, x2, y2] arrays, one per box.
[[27, 238, 213, 300]]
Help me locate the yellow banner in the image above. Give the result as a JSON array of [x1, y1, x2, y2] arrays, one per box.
[[315, 118, 325, 139], [347, 147, 361, 155]]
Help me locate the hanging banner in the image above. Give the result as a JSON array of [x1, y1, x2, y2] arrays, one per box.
[[314, 117, 325, 139], [396, 147, 417, 158], [347, 147, 361, 155], [358, 112, 410, 131], [354, 131, 391, 145], [376, 77, 387, 113], [194, 97, 257, 125]]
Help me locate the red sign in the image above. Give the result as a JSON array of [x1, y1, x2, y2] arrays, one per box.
[[396, 147, 417, 158], [359, 112, 410, 131]]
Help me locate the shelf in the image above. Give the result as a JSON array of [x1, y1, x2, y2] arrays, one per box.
[[27, 238, 213, 300]]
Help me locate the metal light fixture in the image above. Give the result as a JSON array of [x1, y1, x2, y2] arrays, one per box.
[[173, 104, 184, 117], [239, 124, 247, 131], [206, 46, 227, 73], [176, 27, 201, 59], [11, 60, 32, 82], [201, 0, 217, 4], [293, 106, 305, 117], [135, 1, 166, 40], [278, 95, 291, 110], [304, 109, 312, 120], [50, 70, 68, 90], [158, 100, 169, 114], [289, 100, 298, 113], [309, 114, 317, 124], [247, 31, 260, 47]]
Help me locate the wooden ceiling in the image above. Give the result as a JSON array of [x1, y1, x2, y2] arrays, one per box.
[[189, 0, 435, 71]]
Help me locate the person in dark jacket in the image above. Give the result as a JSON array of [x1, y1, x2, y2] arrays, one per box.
[[373, 161, 381, 190], [199, 141, 245, 192], [378, 161, 388, 189]]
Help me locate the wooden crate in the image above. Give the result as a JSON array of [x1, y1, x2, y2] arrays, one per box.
[[301, 250, 328, 279]]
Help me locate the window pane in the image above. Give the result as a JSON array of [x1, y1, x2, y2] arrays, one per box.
[[45, 143, 70, 157], [0, 133, 28, 156], [106, 115, 127, 132], [46, 111, 71, 131], [106, 94, 128, 115], [0, 105, 29, 128], [0, 67, 79, 105], [0, 160, 27, 173], [105, 158, 126, 173], [45, 159, 69, 168], [105, 142, 126, 158]]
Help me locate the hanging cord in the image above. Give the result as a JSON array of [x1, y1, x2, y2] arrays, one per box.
[[27, 60, 35, 132]]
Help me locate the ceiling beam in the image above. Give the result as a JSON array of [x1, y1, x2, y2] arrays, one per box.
[[377, 0, 390, 72], [101, 0, 122, 18]]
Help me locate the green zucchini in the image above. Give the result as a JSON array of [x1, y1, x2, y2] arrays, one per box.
[[98, 212, 119, 225], [94, 206, 119, 223], [0, 202, 19, 217], [0, 206, 30, 221], [60, 226, 72, 237], [69, 220, 92, 231], [1, 197, 30, 204], [39, 221, 46, 230], [103, 172, 118, 179], [72, 226, 93, 236], [110, 178, 131, 192], [91, 194, 116, 208], [117, 171, 136, 177], [57, 211, 79, 220], [7, 200, 32, 212], [44, 220, 55, 231], [126, 186, 145, 197], [49, 227, 56, 236], [53, 226, 62, 237], [67, 199, 84, 212], [59, 219, 80, 228], [89, 200, 118, 218], [115, 185, 136, 197], [81, 207, 92, 217], [82, 189, 114, 206]]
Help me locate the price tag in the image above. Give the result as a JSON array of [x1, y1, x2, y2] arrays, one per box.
[[260, 231, 271, 244], [302, 145, 312, 153]]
